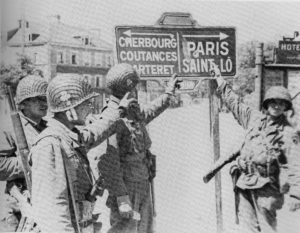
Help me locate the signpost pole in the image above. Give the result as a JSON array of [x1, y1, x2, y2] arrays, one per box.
[[255, 43, 264, 110], [208, 79, 223, 233]]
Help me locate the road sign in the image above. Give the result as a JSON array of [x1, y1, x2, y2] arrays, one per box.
[[115, 26, 236, 78], [277, 41, 300, 64]]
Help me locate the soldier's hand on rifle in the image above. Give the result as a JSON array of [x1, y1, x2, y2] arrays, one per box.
[[117, 195, 133, 219], [165, 73, 182, 95]]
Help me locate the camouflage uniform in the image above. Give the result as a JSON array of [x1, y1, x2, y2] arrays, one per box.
[[82, 63, 178, 233], [0, 75, 47, 232], [105, 95, 172, 233], [218, 82, 300, 233]]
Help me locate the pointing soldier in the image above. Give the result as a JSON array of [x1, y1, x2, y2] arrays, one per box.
[[210, 64, 300, 233], [84, 63, 181, 233], [0, 75, 48, 232]]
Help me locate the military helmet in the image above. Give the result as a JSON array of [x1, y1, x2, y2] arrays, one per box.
[[106, 63, 140, 97], [47, 74, 99, 113], [262, 86, 292, 110], [16, 75, 48, 105]]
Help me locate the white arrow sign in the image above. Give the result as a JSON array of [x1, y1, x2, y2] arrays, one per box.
[[123, 30, 174, 38], [182, 32, 229, 40]]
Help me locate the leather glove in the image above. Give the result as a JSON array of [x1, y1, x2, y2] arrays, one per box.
[[165, 73, 182, 95], [288, 195, 300, 212], [118, 92, 138, 115], [117, 195, 133, 219]]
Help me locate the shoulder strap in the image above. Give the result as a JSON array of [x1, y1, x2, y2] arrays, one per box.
[[60, 142, 82, 233]]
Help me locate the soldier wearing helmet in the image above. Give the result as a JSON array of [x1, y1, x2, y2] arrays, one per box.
[[0, 74, 48, 232], [210, 64, 300, 233], [30, 73, 110, 233], [81, 63, 181, 233]]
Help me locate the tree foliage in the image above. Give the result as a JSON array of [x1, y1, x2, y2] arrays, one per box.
[[234, 41, 275, 97], [0, 54, 41, 96]]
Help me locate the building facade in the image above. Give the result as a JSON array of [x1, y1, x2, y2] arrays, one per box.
[[3, 17, 114, 112]]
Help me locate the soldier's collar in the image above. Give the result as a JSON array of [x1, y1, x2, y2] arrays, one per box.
[[266, 115, 285, 131], [110, 95, 121, 104], [47, 118, 81, 146], [19, 112, 39, 126]]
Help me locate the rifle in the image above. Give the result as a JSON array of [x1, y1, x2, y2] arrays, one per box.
[[6, 86, 33, 231], [203, 150, 240, 183], [6, 86, 32, 191]]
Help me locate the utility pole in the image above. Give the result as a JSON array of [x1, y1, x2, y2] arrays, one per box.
[[21, 0, 26, 56], [208, 79, 223, 233], [255, 43, 264, 110]]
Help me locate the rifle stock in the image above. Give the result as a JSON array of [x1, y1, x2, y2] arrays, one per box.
[[6, 86, 32, 192], [203, 150, 240, 183]]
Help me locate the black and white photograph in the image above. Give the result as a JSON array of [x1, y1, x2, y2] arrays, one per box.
[[1, 0, 300, 232]]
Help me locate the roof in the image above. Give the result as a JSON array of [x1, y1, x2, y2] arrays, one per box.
[[6, 20, 112, 50]]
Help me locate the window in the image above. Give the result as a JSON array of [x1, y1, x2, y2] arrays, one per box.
[[95, 52, 102, 66], [105, 54, 111, 67], [81, 36, 90, 45], [83, 51, 91, 66], [33, 53, 38, 64], [32, 53, 41, 64], [57, 51, 64, 64], [95, 75, 105, 87], [71, 52, 78, 65]]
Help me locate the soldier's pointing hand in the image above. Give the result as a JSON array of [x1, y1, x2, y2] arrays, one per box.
[[119, 92, 138, 111], [165, 73, 182, 95]]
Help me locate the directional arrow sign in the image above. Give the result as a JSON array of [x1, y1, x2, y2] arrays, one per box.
[[115, 26, 236, 78], [182, 32, 229, 40], [123, 29, 174, 38]]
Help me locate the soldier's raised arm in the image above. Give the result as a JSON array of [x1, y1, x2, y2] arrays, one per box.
[[139, 73, 182, 124], [210, 63, 261, 130]]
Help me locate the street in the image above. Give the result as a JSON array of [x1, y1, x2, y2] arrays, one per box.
[[91, 101, 300, 233], [1, 101, 300, 233]]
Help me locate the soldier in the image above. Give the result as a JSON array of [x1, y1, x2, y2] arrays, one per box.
[[85, 63, 180, 233], [0, 75, 48, 232], [30, 74, 125, 233], [83, 63, 141, 230], [211, 64, 300, 233]]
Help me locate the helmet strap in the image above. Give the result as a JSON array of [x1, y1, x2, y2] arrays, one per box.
[[66, 108, 78, 121]]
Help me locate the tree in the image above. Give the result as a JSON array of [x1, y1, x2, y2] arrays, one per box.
[[0, 54, 41, 97], [234, 41, 276, 97]]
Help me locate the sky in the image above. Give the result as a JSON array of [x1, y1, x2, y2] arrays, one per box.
[[1, 0, 300, 46]]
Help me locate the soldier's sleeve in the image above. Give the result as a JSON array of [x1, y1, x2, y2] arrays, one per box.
[[31, 137, 75, 233], [285, 131, 300, 199], [80, 115, 122, 149], [0, 131, 24, 181], [98, 134, 128, 197], [217, 81, 260, 130], [140, 93, 172, 124]]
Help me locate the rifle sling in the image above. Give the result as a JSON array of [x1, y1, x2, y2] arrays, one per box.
[[60, 143, 82, 233]]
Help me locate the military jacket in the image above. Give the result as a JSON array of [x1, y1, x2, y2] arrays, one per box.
[[31, 118, 93, 232], [82, 93, 171, 197], [219, 82, 300, 194], [0, 113, 47, 182], [106, 93, 171, 195]]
